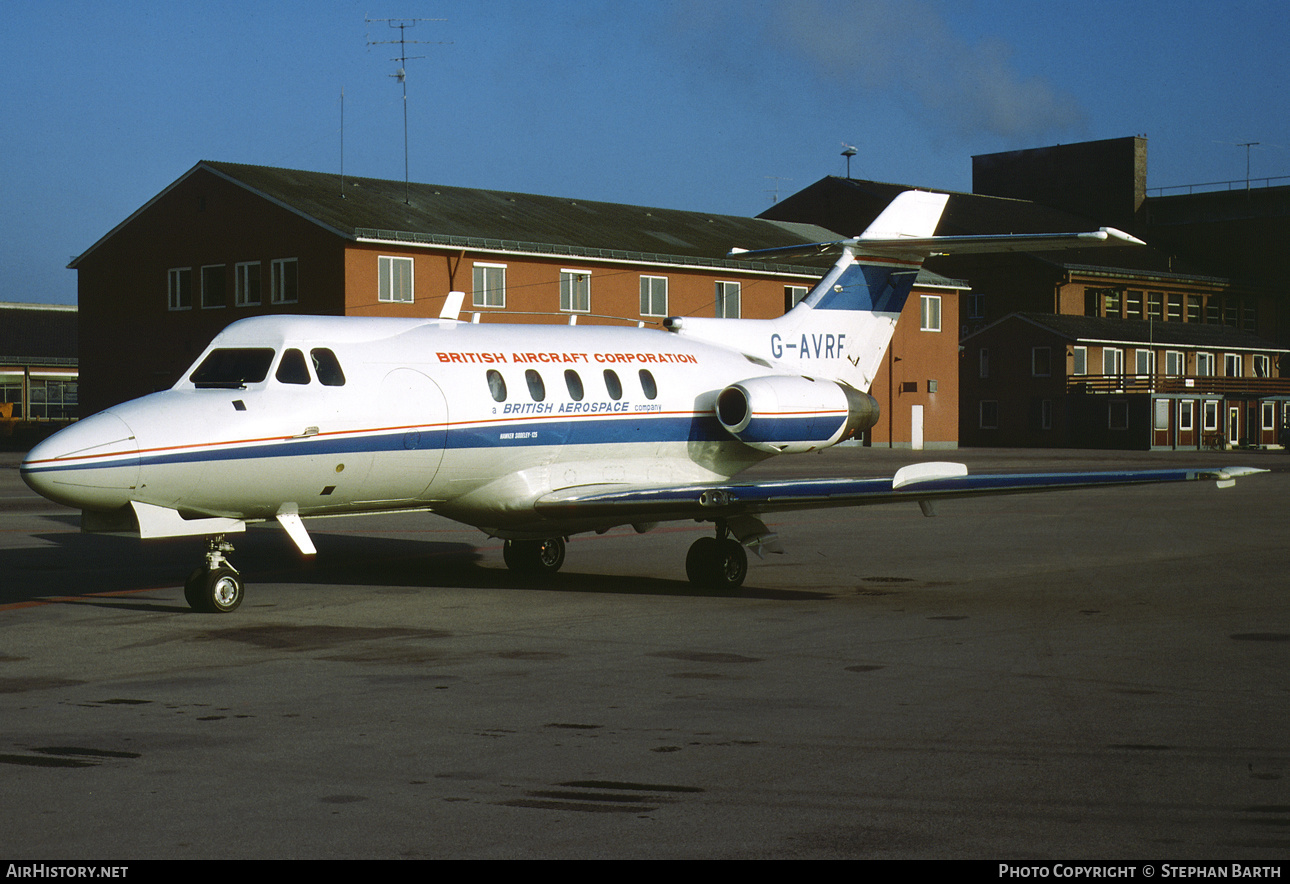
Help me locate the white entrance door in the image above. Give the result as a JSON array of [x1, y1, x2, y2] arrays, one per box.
[[911, 405, 924, 451]]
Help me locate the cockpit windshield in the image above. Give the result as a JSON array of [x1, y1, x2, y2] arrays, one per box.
[[189, 348, 276, 389]]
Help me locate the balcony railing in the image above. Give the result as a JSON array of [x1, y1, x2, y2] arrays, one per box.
[[1067, 374, 1290, 396]]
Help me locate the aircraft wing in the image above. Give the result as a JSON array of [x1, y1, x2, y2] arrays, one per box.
[[534, 463, 1265, 525]]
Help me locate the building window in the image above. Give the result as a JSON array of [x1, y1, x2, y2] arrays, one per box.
[[1179, 400, 1194, 432], [715, 281, 741, 318], [1154, 398, 1170, 431], [200, 265, 226, 309], [379, 256, 414, 303], [785, 285, 808, 311], [1224, 353, 1242, 377], [1072, 346, 1087, 376], [1108, 401, 1129, 430], [1126, 290, 1143, 319], [1196, 352, 1214, 377], [1166, 294, 1182, 322], [1147, 292, 1163, 320], [1254, 354, 1270, 378], [1203, 400, 1219, 432], [168, 267, 192, 311], [472, 263, 506, 308], [1032, 347, 1051, 377], [1103, 348, 1123, 376], [979, 400, 999, 430], [560, 270, 590, 313], [1244, 305, 1257, 332], [1186, 295, 1202, 323], [920, 294, 941, 331], [235, 262, 261, 307], [1104, 289, 1122, 317], [1263, 401, 1276, 431], [1135, 349, 1154, 377], [968, 292, 985, 320], [271, 258, 298, 304], [1165, 351, 1185, 376], [640, 276, 668, 317], [1206, 300, 1221, 324], [979, 348, 990, 379]]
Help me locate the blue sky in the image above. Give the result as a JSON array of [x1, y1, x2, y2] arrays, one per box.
[[4, 0, 1288, 305]]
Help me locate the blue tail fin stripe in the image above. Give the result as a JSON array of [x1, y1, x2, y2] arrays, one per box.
[[806, 264, 920, 313]]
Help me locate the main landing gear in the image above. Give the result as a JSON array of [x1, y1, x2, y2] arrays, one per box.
[[685, 522, 748, 590], [184, 535, 244, 613], [502, 537, 567, 576]]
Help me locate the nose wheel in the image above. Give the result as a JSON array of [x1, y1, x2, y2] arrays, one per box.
[[184, 536, 244, 613]]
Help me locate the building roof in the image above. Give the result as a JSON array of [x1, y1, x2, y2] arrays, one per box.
[[0, 303, 78, 366], [71, 161, 850, 276], [967, 311, 1289, 353], [69, 161, 967, 289]]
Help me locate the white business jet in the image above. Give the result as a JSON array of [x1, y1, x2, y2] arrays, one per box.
[[20, 191, 1263, 612]]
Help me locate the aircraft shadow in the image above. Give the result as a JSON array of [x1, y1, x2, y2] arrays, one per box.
[[4, 528, 831, 607]]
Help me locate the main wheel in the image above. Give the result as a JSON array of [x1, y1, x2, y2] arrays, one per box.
[[502, 537, 566, 576], [686, 537, 747, 589], [185, 566, 244, 613]]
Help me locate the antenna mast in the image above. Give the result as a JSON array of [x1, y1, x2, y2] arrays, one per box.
[[366, 16, 449, 204]]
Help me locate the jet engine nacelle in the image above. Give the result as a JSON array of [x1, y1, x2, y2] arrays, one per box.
[[716, 375, 880, 454]]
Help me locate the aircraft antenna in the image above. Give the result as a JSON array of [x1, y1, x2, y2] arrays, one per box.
[[366, 16, 450, 204]]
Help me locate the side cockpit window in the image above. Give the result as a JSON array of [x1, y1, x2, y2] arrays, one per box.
[[276, 349, 311, 385], [310, 348, 346, 386], [190, 348, 275, 389]]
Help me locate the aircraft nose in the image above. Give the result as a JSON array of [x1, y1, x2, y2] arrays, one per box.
[[21, 411, 141, 510]]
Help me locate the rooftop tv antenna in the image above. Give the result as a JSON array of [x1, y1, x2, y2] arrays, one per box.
[[366, 16, 450, 203]]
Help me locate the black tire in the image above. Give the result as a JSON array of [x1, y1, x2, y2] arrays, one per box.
[[502, 537, 566, 575], [686, 537, 747, 590], [185, 566, 244, 613]]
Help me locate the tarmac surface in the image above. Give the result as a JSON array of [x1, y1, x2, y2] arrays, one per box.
[[1, 446, 1288, 860]]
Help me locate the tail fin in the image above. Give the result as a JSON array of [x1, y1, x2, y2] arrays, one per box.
[[668, 190, 949, 392]]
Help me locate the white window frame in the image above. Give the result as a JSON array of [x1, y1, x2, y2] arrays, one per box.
[[640, 276, 668, 317], [1165, 350, 1185, 377], [1178, 400, 1194, 432], [1103, 347, 1124, 376], [1134, 349, 1154, 377], [1196, 352, 1214, 377], [920, 294, 942, 332], [560, 270, 590, 313], [1254, 354, 1270, 378], [472, 263, 506, 309], [168, 267, 192, 311], [1203, 399, 1220, 432], [271, 258, 298, 305], [715, 281, 741, 319], [235, 262, 261, 307], [786, 285, 808, 309], [1263, 401, 1276, 431], [1072, 346, 1087, 376], [378, 256, 414, 303], [1224, 353, 1242, 377]]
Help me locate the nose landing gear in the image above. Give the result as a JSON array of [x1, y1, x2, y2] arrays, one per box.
[[184, 535, 244, 613]]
